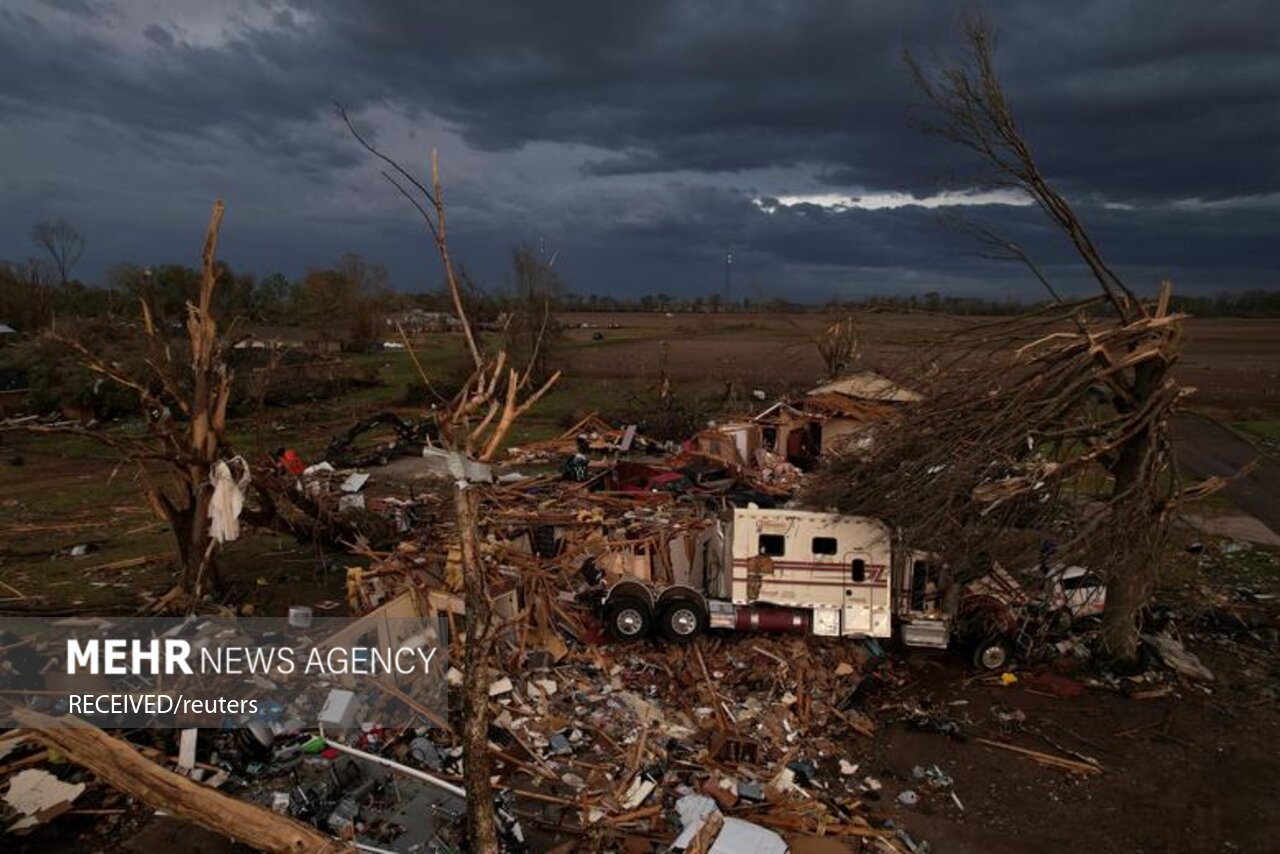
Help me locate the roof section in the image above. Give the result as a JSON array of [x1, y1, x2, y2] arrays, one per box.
[[807, 370, 921, 403], [802, 393, 901, 421]]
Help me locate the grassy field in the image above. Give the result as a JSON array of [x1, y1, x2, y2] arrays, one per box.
[[1233, 418, 1280, 441], [3, 311, 1277, 615]]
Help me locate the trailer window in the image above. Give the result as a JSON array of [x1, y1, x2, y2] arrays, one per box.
[[851, 558, 866, 582], [812, 536, 838, 555], [758, 534, 786, 557]]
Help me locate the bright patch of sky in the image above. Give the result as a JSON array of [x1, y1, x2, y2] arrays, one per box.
[[753, 188, 1033, 213], [1167, 192, 1280, 212]]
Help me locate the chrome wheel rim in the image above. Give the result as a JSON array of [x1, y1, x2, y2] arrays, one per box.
[[670, 607, 698, 636], [615, 608, 644, 636], [980, 644, 1008, 670]]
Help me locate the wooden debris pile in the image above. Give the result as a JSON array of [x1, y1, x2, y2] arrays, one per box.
[[499, 412, 665, 463], [335, 480, 916, 848], [471, 631, 898, 846]]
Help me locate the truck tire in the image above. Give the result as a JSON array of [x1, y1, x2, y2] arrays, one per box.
[[972, 636, 1012, 671], [657, 598, 707, 643], [605, 596, 653, 641]]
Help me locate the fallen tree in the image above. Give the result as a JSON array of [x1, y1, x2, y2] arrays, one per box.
[[13, 708, 351, 853]]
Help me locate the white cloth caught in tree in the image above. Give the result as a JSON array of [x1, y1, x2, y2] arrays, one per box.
[[208, 456, 251, 543]]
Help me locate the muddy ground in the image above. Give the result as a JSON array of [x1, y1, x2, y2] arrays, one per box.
[[868, 643, 1279, 853]]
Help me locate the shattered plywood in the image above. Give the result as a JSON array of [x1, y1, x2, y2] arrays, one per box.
[[5, 768, 85, 832]]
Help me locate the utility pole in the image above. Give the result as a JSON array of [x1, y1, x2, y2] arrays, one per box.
[[722, 251, 733, 308]]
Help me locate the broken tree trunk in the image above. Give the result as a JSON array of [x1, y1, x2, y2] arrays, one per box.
[[1100, 357, 1169, 662], [17, 199, 235, 604], [896, 20, 1191, 666], [13, 709, 350, 853], [456, 483, 499, 853], [153, 479, 217, 598]]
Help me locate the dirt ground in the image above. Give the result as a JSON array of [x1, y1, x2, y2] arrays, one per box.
[[866, 640, 1280, 853], [0, 450, 357, 615], [556, 312, 1280, 417], [773, 526, 1280, 854]]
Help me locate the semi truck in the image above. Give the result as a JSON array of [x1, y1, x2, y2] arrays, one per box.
[[599, 505, 955, 657]]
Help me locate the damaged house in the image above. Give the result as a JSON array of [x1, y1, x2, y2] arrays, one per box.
[[693, 371, 921, 475], [758, 371, 921, 465]]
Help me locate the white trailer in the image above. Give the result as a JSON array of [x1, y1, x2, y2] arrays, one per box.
[[600, 506, 951, 650]]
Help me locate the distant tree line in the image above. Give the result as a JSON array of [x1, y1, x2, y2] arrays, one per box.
[[524, 290, 1280, 318], [3, 226, 1277, 421], [1168, 290, 1280, 318], [3, 218, 1278, 346], [542, 290, 1040, 316]]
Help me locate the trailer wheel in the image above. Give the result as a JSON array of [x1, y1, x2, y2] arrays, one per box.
[[657, 599, 707, 643], [605, 596, 652, 641], [972, 636, 1012, 671]]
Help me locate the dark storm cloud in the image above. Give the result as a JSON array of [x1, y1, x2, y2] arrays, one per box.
[[0, 0, 1276, 298], [268, 0, 1280, 202], [40, 0, 107, 19], [0, 8, 363, 176], [142, 23, 174, 50]]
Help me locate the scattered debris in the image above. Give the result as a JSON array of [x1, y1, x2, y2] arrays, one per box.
[[1144, 632, 1215, 682], [4, 769, 85, 832]]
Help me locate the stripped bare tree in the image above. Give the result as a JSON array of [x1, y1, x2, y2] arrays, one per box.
[[31, 219, 85, 285], [339, 104, 562, 849], [10, 203, 233, 606], [812, 18, 1188, 665], [338, 106, 560, 462], [910, 18, 1193, 663], [815, 313, 859, 378]]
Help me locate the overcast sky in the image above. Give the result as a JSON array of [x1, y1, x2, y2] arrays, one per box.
[[1, 1, 1277, 301]]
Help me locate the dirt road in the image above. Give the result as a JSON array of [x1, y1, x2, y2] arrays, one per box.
[[1175, 414, 1280, 535]]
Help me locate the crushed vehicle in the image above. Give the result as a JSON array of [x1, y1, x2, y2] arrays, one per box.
[[954, 558, 1108, 669]]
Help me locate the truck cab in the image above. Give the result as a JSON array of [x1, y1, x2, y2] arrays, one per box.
[[893, 550, 952, 649], [721, 506, 894, 638], [600, 506, 953, 650]]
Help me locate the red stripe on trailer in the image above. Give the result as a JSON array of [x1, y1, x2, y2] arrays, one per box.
[[731, 575, 885, 588], [731, 559, 889, 572]]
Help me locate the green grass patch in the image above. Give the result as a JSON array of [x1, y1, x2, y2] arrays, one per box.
[[1232, 419, 1280, 441], [500, 377, 644, 448]]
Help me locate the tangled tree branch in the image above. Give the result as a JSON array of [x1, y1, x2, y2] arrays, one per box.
[[817, 19, 1196, 664], [337, 104, 561, 461], [906, 15, 1140, 320]]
